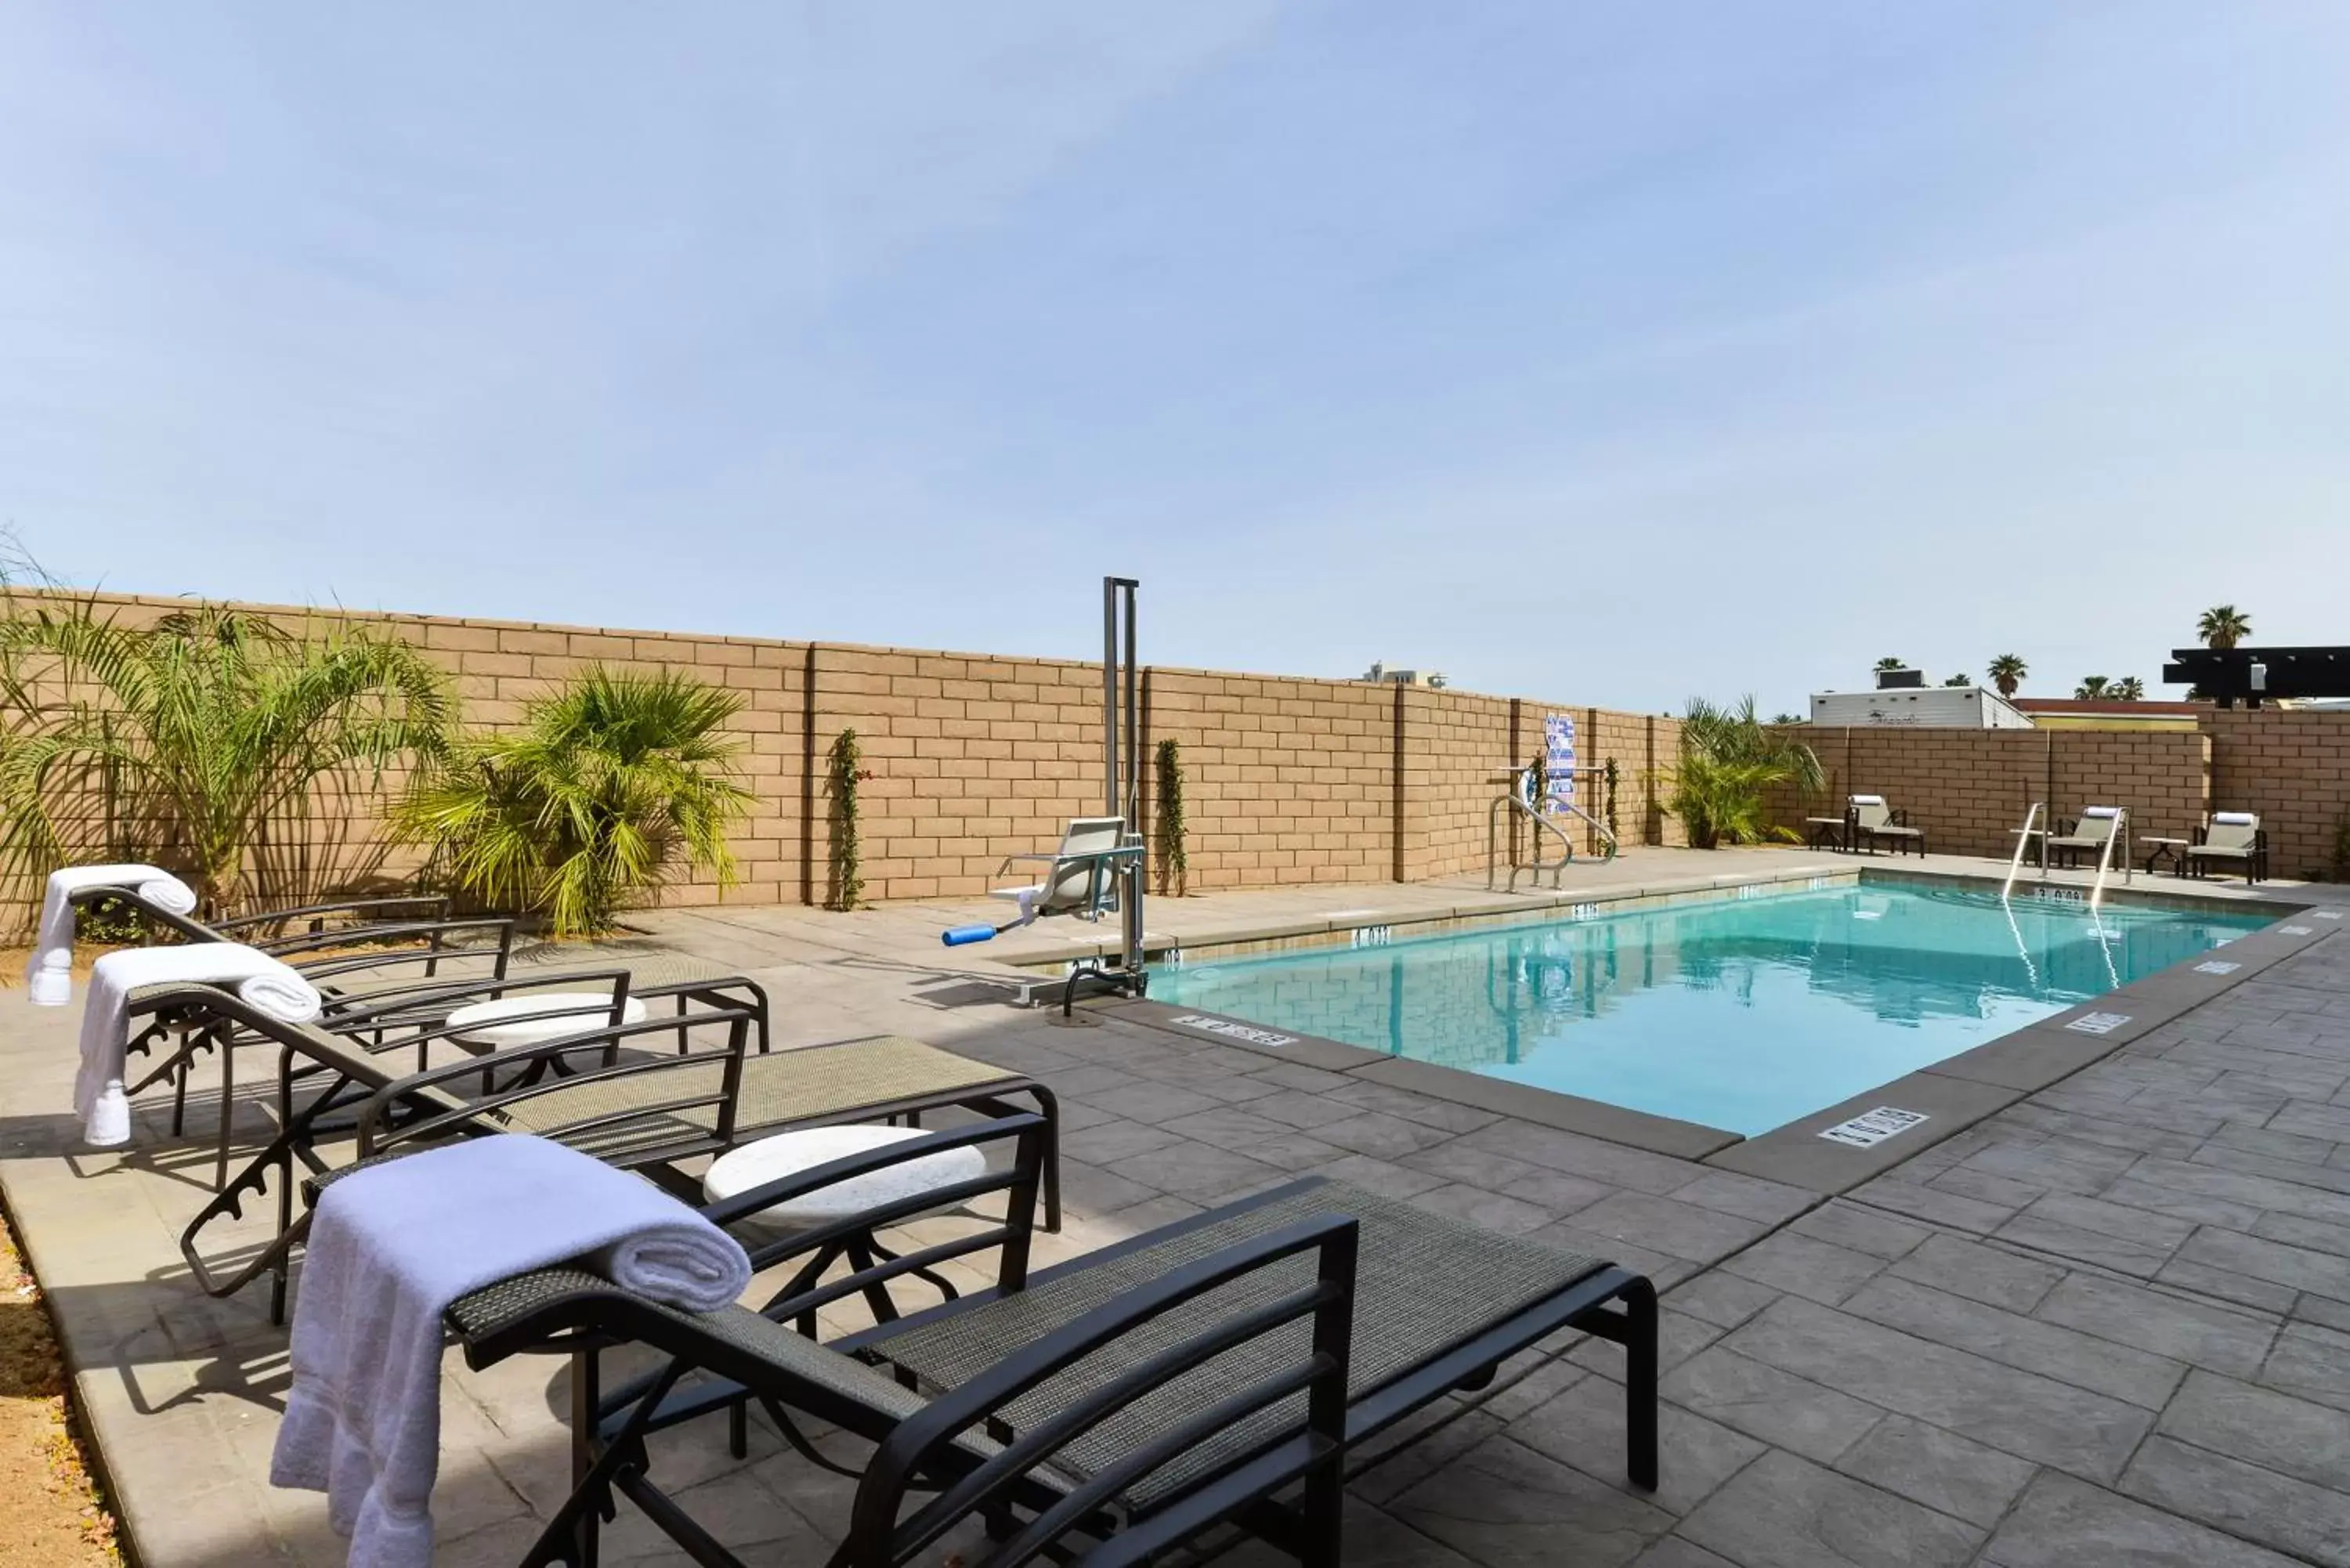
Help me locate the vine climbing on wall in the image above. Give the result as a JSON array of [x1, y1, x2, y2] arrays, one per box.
[[1154, 736, 1188, 895], [825, 729, 870, 911]]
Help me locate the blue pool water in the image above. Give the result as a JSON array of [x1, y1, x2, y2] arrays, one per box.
[[1149, 881, 2270, 1136]]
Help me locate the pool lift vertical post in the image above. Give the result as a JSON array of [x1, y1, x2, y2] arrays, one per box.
[[1068, 576, 1148, 1013], [1108, 575, 1144, 988]]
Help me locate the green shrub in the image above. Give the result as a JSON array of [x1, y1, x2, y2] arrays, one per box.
[[1666, 696, 1824, 849], [395, 667, 753, 935], [0, 596, 452, 916]]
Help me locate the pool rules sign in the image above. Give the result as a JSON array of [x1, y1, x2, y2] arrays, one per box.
[[1544, 714, 1576, 812]]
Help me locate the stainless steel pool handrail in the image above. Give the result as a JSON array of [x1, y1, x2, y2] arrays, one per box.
[[2087, 807, 2131, 914], [2003, 802, 2045, 899], [1489, 790, 1574, 891], [1487, 766, 1587, 891], [1559, 787, 1620, 863]]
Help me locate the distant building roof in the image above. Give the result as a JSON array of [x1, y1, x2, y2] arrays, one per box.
[[2012, 698, 2204, 717], [1361, 662, 1448, 688]]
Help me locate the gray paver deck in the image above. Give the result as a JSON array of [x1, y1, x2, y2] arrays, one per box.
[[4, 849, 2349, 1566]]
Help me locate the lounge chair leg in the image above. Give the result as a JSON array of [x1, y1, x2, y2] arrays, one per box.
[[215, 1036, 237, 1193], [1623, 1276, 1658, 1491], [1299, 1456, 1343, 1568], [269, 1152, 300, 1326], [1031, 1085, 1065, 1233], [727, 1401, 748, 1461], [568, 1346, 604, 1568]]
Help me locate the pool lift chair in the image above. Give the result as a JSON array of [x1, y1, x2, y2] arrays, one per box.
[[945, 577, 1152, 1016], [988, 816, 1150, 1014]]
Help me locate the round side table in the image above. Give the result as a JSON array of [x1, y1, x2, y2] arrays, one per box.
[[445, 991, 649, 1050], [705, 1123, 988, 1334]]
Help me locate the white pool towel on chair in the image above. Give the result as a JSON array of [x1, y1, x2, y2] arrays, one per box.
[[272, 1135, 751, 1568], [73, 944, 321, 1147], [25, 864, 197, 1006]]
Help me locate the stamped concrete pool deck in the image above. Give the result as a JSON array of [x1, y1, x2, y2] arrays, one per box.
[[8, 846, 2350, 1566]]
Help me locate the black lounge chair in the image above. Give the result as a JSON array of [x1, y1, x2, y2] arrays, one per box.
[[446, 1115, 1658, 1568], [1849, 795, 1926, 858], [72, 882, 1065, 1229], [140, 979, 1061, 1321], [2185, 812, 2269, 884], [73, 886, 778, 1194], [2044, 806, 2125, 871], [72, 882, 770, 1056]]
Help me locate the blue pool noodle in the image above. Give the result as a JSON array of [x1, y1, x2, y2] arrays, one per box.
[[942, 923, 998, 947]]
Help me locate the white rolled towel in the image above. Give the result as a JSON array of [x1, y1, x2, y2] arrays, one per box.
[[2212, 811, 2258, 826], [25, 864, 198, 1006], [74, 944, 322, 1147], [273, 1136, 752, 1568]]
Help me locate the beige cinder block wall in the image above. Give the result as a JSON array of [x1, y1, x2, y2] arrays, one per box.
[[1764, 722, 2329, 865], [2207, 709, 2350, 880], [2, 590, 1685, 921]]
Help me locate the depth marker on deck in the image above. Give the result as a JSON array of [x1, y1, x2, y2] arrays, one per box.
[[1820, 1107, 1929, 1148], [1168, 1013, 1300, 1048]]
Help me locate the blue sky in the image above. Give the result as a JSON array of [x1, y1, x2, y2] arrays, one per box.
[[4, 4, 2345, 714]]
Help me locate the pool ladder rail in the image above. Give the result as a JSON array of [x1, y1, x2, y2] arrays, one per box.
[[2002, 801, 2131, 912], [1488, 765, 1618, 892]]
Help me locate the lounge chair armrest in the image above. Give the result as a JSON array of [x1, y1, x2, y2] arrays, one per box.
[[848, 1212, 1358, 1564], [320, 967, 632, 1031], [352, 1001, 763, 1154], [63, 885, 217, 944], [262, 916, 514, 963], [215, 894, 454, 936]]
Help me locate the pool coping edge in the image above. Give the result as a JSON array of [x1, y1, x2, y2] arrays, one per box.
[[1080, 867, 2337, 1184]]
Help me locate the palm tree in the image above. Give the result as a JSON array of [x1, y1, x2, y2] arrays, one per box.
[[394, 667, 756, 935], [2075, 676, 2112, 699], [1986, 653, 2027, 698], [1667, 696, 1824, 850], [2196, 605, 2251, 650], [1873, 656, 1907, 674], [0, 598, 454, 914], [2112, 676, 2146, 701], [1943, 674, 1970, 686]]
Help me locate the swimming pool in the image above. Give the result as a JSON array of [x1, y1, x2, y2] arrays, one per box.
[[1148, 880, 2271, 1136]]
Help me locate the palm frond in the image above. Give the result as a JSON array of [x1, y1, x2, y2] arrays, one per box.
[[392, 667, 755, 935], [0, 598, 456, 916]]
